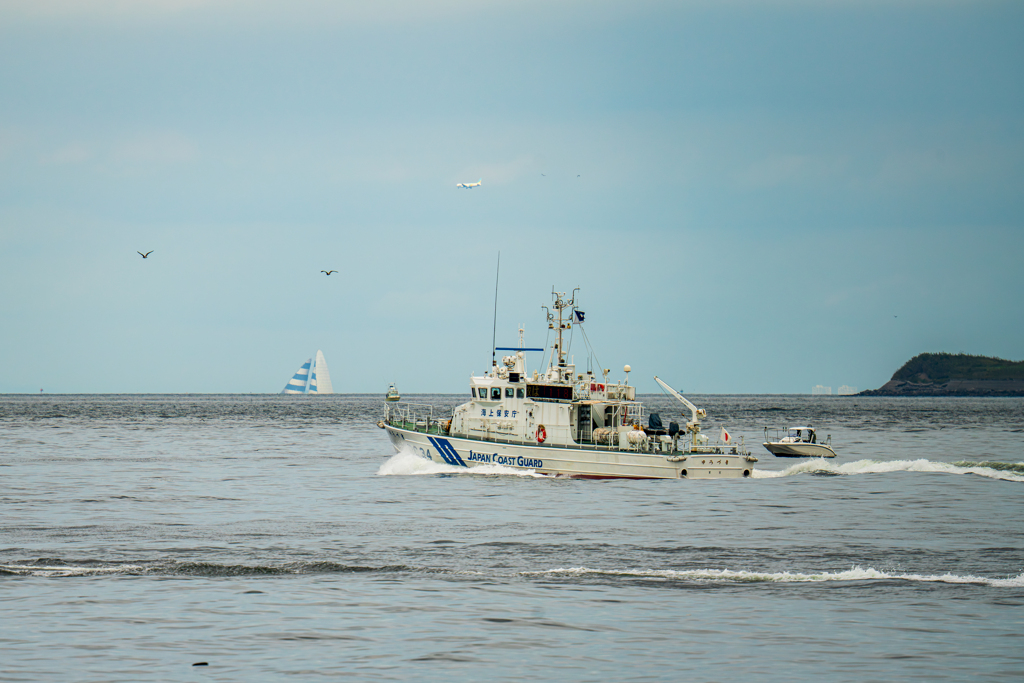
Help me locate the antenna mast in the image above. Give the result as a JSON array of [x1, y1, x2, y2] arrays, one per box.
[[491, 252, 500, 368], [549, 287, 576, 367]]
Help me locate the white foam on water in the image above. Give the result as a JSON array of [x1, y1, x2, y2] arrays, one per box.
[[5, 561, 1022, 587], [752, 458, 1024, 483], [527, 566, 1024, 588], [376, 448, 543, 478], [0, 564, 144, 577]]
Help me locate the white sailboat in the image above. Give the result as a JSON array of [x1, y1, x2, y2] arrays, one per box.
[[281, 350, 334, 394]]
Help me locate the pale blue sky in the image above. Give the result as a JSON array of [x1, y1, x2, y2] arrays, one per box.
[[1, 0, 1021, 393]]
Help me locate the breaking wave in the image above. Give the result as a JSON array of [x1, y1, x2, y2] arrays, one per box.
[[527, 566, 1024, 588], [753, 458, 1024, 482], [952, 460, 1024, 474], [5, 559, 1021, 588], [0, 561, 416, 578], [0, 563, 146, 578]]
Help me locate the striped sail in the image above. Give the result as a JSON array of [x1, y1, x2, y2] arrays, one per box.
[[282, 359, 312, 394]]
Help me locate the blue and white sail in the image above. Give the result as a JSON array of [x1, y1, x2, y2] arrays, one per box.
[[281, 350, 334, 394], [282, 358, 312, 394]]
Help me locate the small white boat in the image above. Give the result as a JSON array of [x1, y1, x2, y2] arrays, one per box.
[[385, 384, 401, 402], [377, 289, 757, 479], [763, 426, 836, 458]]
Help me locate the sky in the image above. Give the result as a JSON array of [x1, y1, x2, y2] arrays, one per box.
[[1, 0, 1022, 394]]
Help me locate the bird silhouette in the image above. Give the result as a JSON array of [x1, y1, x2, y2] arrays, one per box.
[[321, 270, 337, 275], [577, 174, 580, 177], [138, 250, 153, 258], [541, 173, 546, 176]]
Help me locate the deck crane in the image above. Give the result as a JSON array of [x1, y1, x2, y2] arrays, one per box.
[[653, 376, 706, 438]]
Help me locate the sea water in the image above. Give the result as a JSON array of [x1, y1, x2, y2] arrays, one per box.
[[1, 394, 1022, 682]]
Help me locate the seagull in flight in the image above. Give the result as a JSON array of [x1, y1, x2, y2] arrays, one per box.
[[321, 270, 337, 276], [137, 250, 153, 259]]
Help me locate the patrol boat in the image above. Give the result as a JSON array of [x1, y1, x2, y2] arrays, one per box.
[[378, 289, 756, 479], [762, 426, 836, 458]]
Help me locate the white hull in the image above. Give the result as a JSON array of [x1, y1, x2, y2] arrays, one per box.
[[763, 442, 837, 458], [385, 425, 754, 479]]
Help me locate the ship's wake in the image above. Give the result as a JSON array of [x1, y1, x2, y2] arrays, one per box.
[[376, 449, 1024, 482], [753, 458, 1024, 482], [377, 448, 544, 478]]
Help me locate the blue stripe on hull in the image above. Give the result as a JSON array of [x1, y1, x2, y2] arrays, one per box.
[[436, 438, 466, 466], [427, 436, 466, 467]]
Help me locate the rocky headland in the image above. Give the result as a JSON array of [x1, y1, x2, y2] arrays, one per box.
[[860, 353, 1024, 397]]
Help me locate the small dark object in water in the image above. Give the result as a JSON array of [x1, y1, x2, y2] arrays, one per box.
[[193, 662, 208, 666]]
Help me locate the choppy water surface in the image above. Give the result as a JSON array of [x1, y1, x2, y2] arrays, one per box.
[[2, 394, 1022, 682]]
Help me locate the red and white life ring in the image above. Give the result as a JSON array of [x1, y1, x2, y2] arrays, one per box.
[[536, 425, 547, 443]]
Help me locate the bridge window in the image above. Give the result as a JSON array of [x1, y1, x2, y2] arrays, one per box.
[[517, 388, 525, 399], [491, 387, 501, 400], [526, 384, 573, 401], [505, 388, 514, 398]]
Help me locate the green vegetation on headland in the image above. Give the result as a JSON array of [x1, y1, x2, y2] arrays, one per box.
[[893, 353, 1024, 383], [862, 353, 1024, 396]]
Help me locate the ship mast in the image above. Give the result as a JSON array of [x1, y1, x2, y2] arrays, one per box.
[[546, 288, 578, 369]]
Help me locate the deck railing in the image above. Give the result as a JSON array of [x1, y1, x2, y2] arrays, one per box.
[[384, 402, 452, 436], [457, 427, 746, 456], [763, 427, 830, 446], [383, 403, 747, 456]]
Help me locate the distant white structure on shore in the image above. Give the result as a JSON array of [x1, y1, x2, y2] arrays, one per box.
[[812, 385, 832, 395], [282, 350, 334, 394], [838, 385, 858, 395]]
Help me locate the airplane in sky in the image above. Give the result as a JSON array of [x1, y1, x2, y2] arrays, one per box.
[[456, 178, 482, 189]]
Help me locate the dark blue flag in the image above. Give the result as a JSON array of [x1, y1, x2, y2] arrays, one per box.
[[574, 310, 585, 322]]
